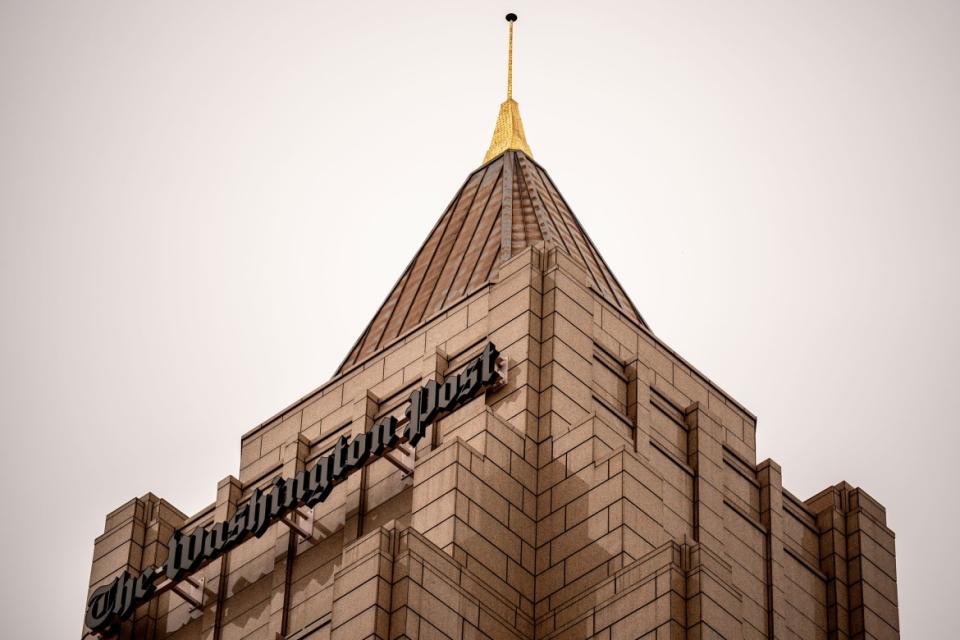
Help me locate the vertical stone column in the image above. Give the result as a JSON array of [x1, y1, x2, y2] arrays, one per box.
[[808, 484, 851, 640], [136, 497, 188, 638], [402, 247, 545, 633], [84, 499, 147, 639], [808, 482, 899, 640], [538, 248, 592, 446], [685, 404, 725, 552], [626, 357, 653, 455], [758, 459, 788, 640], [536, 246, 598, 618], [487, 243, 544, 623], [536, 247, 672, 629], [330, 527, 396, 640], [685, 404, 743, 639], [200, 475, 241, 640], [268, 434, 311, 638], [421, 347, 447, 449], [83, 494, 186, 640], [480, 244, 544, 622], [843, 485, 899, 639], [488, 245, 543, 441], [343, 392, 379, 545]]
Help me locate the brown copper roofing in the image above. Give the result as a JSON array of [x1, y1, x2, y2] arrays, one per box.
[[338, 150, 647, 372]]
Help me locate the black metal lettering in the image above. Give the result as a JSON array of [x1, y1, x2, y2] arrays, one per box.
[[331, 435, 349, 479], [305, 454, 334, 506], [268, 477, 287, 519], [84, 578, 117, 631], [85, 343, 503, 634], [134, 567, 159, 600], [457, 360, 481, 403], [346, 431, 371, 468], [249, 488, 275, 537], [370, 415, 399, 456], [437, 375, 459, 412], [404, 388, 423, 445], [203, 521, 229, 556], [114, 572, 137, 620], [226, 503, 249, 547], [164, 528, 207, 581], [479, 342, 500, 386]]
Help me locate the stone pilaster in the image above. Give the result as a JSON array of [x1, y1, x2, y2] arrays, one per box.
[[199, 475, 241, 640], [410, 435, 535, 636], [758, 459, 788, 640], [539, 247, 593, 447], [343, 391, 379, 545], [488, 245, 543, 442], [268, 434, 311, 638], [685, 404, 743, 639], [845, 487, 899, 640], [330, 527, 396, 640], [84, 494, 186, 640], [684, 404, 726, 552], [807, 482, 900, 640], [626, 357, 654, 455], [685, 543, 744, 639], [422, 346, 448, 449], [808, 484, 851, 640]]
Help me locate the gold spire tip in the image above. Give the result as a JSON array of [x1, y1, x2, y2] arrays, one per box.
[[483, 12, 533, 163], [506, 13, 516, 100]]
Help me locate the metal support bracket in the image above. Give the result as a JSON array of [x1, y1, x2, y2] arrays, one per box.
[[494, 354, 509, 389], [280, 506, 330, 544], [383, 443, 414, 478], [170, 575, 205, 611]]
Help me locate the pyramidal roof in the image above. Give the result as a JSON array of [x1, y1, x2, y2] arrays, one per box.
[[338, 149, 647, 371], [337, 15, 646, 372]]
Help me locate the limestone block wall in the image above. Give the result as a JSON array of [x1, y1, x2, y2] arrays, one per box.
[[83, 245, 898, 640]]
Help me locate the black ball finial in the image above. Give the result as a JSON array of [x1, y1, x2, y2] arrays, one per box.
[[505, 13, 518, 22]]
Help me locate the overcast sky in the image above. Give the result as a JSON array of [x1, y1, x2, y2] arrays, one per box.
[[1, 1, 957, 637]]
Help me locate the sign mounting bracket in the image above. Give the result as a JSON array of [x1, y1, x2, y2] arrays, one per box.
[[169, 574, 205, 611], [280, 506, 330, 544]]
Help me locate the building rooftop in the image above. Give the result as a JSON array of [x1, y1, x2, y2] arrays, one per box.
[[339, 149, 647, 371]]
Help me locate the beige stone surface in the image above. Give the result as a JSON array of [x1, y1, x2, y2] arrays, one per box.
[[82, 153, 897, 640]]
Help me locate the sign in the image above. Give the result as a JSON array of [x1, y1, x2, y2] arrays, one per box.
[[85, 342, 504, 634]]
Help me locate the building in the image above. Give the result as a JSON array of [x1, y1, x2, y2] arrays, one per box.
[[82, 15, 900, 640]]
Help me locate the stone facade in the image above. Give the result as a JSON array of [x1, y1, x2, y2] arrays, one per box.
[[83, 152, 899, 640]]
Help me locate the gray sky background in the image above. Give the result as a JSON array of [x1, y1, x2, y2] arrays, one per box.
[[1, 1, 958, 637]]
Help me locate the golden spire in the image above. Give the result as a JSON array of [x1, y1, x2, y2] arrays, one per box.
[[483, 13, 533, 163]]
